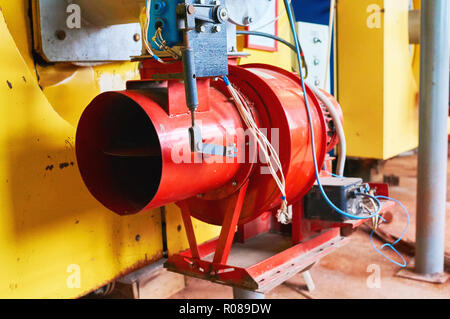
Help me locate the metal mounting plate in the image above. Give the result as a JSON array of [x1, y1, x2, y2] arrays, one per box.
[[226, 0, 273, 26], [32, 0, 143, 62]]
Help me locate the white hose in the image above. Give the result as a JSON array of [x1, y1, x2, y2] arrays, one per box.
[[308, 84, 346, 176], [324, 0, 336, 90]]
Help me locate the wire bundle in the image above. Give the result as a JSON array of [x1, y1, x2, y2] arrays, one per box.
[[143, 0, 168, 64], [223, 76, 290, 224], [152, 28, 181, 60]]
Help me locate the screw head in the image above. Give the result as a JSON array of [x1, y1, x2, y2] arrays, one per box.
[[218, 7, 229, 21], [55, 30, 66, 40], [133, 33, 141, 42], [187, 4, 195, 15], [244, 16, 253, 25], [198, 25, 206, 33], [232, 181, 238, 187], [212, 25, 222, 33]]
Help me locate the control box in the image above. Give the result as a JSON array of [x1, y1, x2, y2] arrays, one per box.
[[304, 177, 366, 222]]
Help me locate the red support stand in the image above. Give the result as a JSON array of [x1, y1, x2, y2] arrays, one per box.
[[213, 181, 249, 264], [166, 183, 394, 293]]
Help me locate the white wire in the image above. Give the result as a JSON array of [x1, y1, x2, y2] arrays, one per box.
[[308, 83, 346, 176], [224, 79, 290, 223], [143, 0, 168, 64], [252, 0, 292, 31], [323, 0, 336, 90]]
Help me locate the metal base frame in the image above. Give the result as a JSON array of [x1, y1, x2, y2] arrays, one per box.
[[164, 182, 352, 293]]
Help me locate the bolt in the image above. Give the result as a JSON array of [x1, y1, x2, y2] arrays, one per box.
[[198, 0, 206, 4], [314, 80, 320, 86], [55, 30, 66, 41], [313, 37, 322, 43], [187, 4, 195, 15], [213, 0, 221, 5], [244, 16, 253, 25], [218, 7, 229, 21], [212, 25, 222, 33], [232, 181, 237, 187], [133, 33, 141, 42], [198, 25, 206, 33], [313, 59, 320, 65]]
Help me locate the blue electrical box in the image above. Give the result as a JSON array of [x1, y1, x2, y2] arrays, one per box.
[[147, 0, 183, 51]]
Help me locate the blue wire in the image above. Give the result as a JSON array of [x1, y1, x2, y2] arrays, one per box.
[[283, 0, 409, 267], [370, 196, 410, 267], [323, 170, 345, 178], [283, 0, 381, 221]]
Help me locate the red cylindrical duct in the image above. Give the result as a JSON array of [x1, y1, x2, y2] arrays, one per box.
[[76, 62, 341, 225]]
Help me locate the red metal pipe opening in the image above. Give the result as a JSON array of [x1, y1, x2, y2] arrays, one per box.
[[76, 62, 342, 225]]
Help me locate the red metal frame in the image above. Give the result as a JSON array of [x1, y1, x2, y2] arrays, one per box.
[[165, 183, 393, 292], [212, 181, 249, 264]]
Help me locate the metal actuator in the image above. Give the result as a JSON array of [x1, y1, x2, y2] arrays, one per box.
[[148, 0, 233, 157]]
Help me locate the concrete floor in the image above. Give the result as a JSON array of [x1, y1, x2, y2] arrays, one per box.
[[170, 151, 450, 299]]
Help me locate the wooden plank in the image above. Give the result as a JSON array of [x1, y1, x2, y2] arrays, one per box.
[[110, 260, 186, 299]]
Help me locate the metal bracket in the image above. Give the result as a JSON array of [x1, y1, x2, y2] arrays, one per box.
[[203, 144, 237, 158], [31, 0, 143, 62]]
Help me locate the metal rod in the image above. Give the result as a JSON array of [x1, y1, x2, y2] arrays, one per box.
[[415, 0, 450, 275]]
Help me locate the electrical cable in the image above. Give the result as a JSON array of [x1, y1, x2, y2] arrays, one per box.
[[308, 84, 346, 176], [153, 27, 181, 60], [251, 0, 292, 31], [143, 0, 169, 64], [223, 76, 290, 224], [236, 30, 309, 79], [370, 195, 410, 268], [236, 30, 297, 52], [283, 0, 381, 221], [323, 0, 336, 90]]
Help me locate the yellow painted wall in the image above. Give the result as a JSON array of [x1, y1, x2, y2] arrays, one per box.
[[0, 0, 220, 298], [337, 0, 420, 159]]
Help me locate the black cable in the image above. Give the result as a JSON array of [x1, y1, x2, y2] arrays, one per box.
[[236, 30, 297, 52], [236, 30, 308, 78]]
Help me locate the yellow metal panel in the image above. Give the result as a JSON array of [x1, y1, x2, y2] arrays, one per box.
[[337, 0, 419, 159], [0, 1, 223, 298], [337, 0, 385, 159], [0, 0, 35, 72], [0, 10, 164, 298], [383, 0, 419, 158]]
